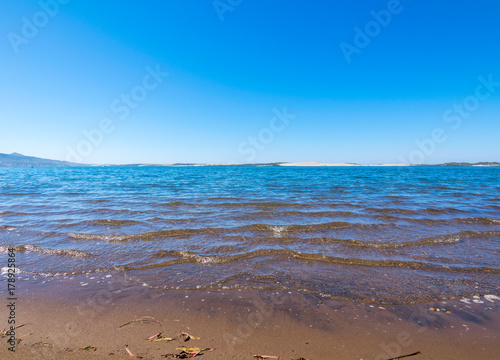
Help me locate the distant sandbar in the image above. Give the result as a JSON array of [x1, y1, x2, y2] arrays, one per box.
[[278, 162, 410, 167]]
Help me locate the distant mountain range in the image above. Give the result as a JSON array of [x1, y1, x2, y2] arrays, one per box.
[[0, 152, 499, 167], [0, 152, 83, 167]]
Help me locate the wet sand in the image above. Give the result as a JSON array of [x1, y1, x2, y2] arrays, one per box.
[[2, 276, 500, 360]]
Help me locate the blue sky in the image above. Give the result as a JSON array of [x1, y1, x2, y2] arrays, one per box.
[[0, 0, 499, 164]]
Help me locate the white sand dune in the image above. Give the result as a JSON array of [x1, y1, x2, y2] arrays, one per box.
[[279, 162, 409, 167]]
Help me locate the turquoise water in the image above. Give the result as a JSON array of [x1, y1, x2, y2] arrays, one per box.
[[1, 166, 499, 303]]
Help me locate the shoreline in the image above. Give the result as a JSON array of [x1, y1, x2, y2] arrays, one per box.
[[3, 277, 500, 359]]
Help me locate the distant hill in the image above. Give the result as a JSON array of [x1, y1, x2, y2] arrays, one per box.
[[0, 153, 84, 167]]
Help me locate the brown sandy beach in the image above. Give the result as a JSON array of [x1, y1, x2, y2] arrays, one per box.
[[2, 276, 500, 360]]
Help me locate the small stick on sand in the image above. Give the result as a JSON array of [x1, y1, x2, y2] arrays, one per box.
[[119, 316, 161, 328], [387, 351, 421, 360], [1, 323, 28, 336], [125, 345, 143, 358], [252, 354, 281, 359], [148, 332, 162, 340]]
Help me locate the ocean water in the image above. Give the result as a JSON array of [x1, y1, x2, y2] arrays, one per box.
[[1, 166, 499, 303]]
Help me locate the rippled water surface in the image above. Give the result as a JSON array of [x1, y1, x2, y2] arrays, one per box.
[[1, 166, 499, 303]]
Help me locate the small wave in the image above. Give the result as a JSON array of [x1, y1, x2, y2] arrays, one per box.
[[68, 233, 135, 242], [144, 249, 228, 265], [212, 201, 310, 209], [90, 208, 132, 214], [335, 233, 463, 249], [366, 216, 500, 226], [372, 214, 401, 221], [282, 210, 361, 218], [241, 222, 358, 232], [227, 230, 498, 249], [318, 230, 498, 248], [58, 219, 143, 228], [0, 244, 92, 257], [67, 221, 394, 242], [0, 211, 28, 216], [63, 220, 500, 247], [455, 217, 500, 225], [364, 208, 420, 215], [149, 249, 264, 265], [1, 267, 21, 275], [67, 228, 221, 242], [423, 207, 466, 214], [240, 224, 290, 234], [179, 251, 222, 264], [281, 222, 389, 232], [0, 225, 16, 231], [132, 248, 500, 273], [270, 225, 287, 236], [92, 219, 142, 226], [484, 294, 500, 303], [152, 201, 190, 207]]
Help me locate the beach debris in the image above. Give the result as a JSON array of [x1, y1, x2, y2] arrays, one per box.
[[148, 332, 162, 340], [147, 332, 174, 341], [81, 345, 97, 351], [1, 323, 28, 337], [386, 351, 421, 360], [120, 316, 161, 328], [179, 346, 200, 351], [70, 346, 98, 354], [18, 333, 33, 339], [428, 307, 451, 313], [125, 345, 135, 357], [251, 354, 281, 359], [154, 336, 175, 342], [378, 306, 386, 310], [164, 347, 214, 358], [181, 331, 200, 341], [32, 341, 52, 348], [125, 345, 143, 358]]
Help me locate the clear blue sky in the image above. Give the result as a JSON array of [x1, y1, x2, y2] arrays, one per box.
[[1, 0, 499, 164]]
